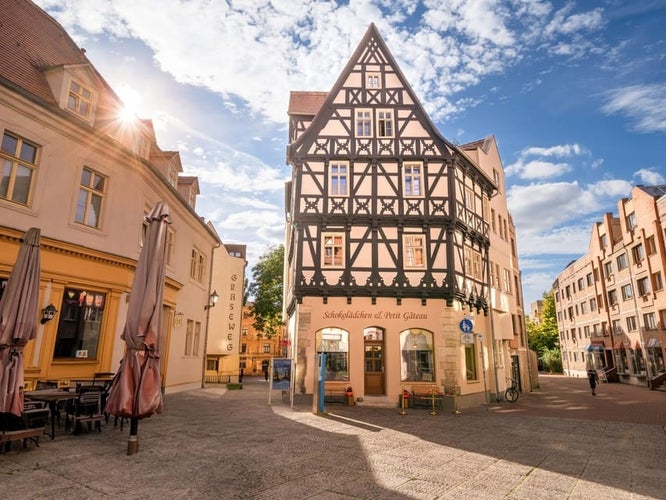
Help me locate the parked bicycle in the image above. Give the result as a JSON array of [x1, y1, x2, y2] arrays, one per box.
[[505, 378, 519, 403]]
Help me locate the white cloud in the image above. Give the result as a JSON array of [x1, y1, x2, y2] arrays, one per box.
[[634, 168, 666, 185], [36, 0, 609, 124], [602, 84, 666, 133], [505, 143, 587, 179]]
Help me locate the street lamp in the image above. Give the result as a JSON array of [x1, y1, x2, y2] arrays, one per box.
[[204, 290, 219, 310]]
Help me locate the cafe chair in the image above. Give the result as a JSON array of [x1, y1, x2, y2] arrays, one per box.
[[65, 386, 104, 435]]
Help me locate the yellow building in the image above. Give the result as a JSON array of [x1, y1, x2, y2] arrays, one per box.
[[239, 305, 283, 378], [284, 24, 531, 408], [0, 0, 223, 393]]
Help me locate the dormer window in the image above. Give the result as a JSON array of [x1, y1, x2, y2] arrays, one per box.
[[67, 79, 93, 119]]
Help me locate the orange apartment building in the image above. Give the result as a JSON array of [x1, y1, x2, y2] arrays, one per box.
[[283, 24, 532, 409], [553, 185, 666, 388], [239, 305, 284, 378]]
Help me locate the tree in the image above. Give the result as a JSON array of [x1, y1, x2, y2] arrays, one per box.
[[527, 290, 562, 372], [247, 245, 284, 338]]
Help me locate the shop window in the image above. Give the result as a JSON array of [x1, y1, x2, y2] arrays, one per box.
[[53, 289, 105, 359], [316, 328, 349, 381], [400, 329, 434, 382], [465, 344, 477, 381]]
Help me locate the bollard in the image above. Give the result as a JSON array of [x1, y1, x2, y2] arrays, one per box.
[[399, 385, 408, 415], [429, 385, 438, 416]]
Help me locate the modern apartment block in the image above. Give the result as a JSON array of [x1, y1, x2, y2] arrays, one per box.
[[283, 24, 531, 409], [0, 0, 239, 392], [553, 185, 666, 388]]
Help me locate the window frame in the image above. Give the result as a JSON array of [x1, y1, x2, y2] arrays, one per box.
[[354, 108, 372, 138], [375, 109, 394, 138], [329, 161, 349, 197], [322, 232, 344, 268], [0, 130, 39, 206], [403, 162, 423, 197], [365, 72, 381, 89], [66, 78, 94, 119], [404, 234, 426, 268], [316, 328, 350, 381], [75, 166, 106, 229]]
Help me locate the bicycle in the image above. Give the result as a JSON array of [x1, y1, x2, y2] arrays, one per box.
[[505, 378, 519, 403]]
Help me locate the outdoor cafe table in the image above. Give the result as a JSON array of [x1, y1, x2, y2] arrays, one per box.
[[24, 389, 77, 440]]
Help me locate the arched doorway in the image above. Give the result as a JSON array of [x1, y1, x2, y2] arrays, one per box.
[[364, 327, 384, 395]]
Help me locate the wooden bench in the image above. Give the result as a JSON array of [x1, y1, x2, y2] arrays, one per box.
[[400, 390, 444, 411], [0, 427, 46, 452], [324, 388, 346, 404], [0, 407, 48, 452]]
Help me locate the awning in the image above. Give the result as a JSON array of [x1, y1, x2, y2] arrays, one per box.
[[585, 344, 604, 352], [646, 338, 662, 349], [614, 340, 625, 349]]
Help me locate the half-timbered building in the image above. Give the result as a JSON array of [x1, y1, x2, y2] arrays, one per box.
[[284, 24, 530, 408]]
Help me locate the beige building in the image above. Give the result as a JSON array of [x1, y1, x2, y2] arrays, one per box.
[[283, 24, 530, 409], [0, 0, 232, 393], [553, 185, 666, 388], [205, 243, 247, 384]]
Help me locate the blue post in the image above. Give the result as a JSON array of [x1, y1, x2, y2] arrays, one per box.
[[318, 353, 326, 414]]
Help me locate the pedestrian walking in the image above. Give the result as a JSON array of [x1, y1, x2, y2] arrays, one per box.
[[587, 368, 599, 395]]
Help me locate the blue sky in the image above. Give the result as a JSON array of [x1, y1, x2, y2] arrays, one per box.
[[35, 0, 666, 309]]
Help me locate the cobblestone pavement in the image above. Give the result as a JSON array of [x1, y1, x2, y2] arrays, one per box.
[[1, 374, 664, 499]]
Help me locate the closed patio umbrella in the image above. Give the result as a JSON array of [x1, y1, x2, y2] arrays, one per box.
[[0, 227, 41, 416], [105, 202, 170, 455]]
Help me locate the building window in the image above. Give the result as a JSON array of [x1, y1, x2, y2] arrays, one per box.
[[652, 272, 663, 292], [403, 163, 422, 196], [612, 319, 622, 334], [464, 246, 482, 280], [608, 289, 617, 306], [355, 109, 372, 137], [604, 261, 613, 278], [322, 233, 344, 267], [165, 227, 175, 266], [190, 247, 205, 282], [503, 268, 512, 293], [263, 343, 270, 353], [67, 79, 93, 118], [621, 284, 633, 301], [617, 253, 628, 271], [581, 301, 588, 314], [626, 212, 636, 230], [590, 297, 597, 311], [660, 310, 666, 329], [404, 234, 425, 268], [53, 289, 105, 359], [75, 167, 106, 228], [167, 164, 178, 187], [400, 329, 434, 382], [185, 320, 193, 355], [600, 233, 608, 248], [206, 359, 218, 371], [646, 236, 657, 255], [376, 110, 393, 137], [644, 312, 657, 330], [632, 244, 645, 264], [464, 343, 477, 381], [637, 277, 651, 296], [329, 162, 348, 196], [193, 321, 201, 356], [586, 273, 594, 286], [626, 316, 637, 332], [316, 328, 349, 381], [0, 131, 38, 205], [366, 73, 380, 88], [241, 343, 247, 353]]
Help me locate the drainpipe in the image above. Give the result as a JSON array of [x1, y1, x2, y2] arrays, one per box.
[[201, 241, 221, 388]]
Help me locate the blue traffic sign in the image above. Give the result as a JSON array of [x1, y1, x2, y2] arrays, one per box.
[[459, 318, 473, 333]]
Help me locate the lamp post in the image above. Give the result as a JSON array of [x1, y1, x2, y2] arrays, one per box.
[[201, 290, 219, 388]]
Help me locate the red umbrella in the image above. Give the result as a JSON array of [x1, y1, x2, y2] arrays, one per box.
[[0, 228, 41, 416], [105, 202, 170, 455]]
